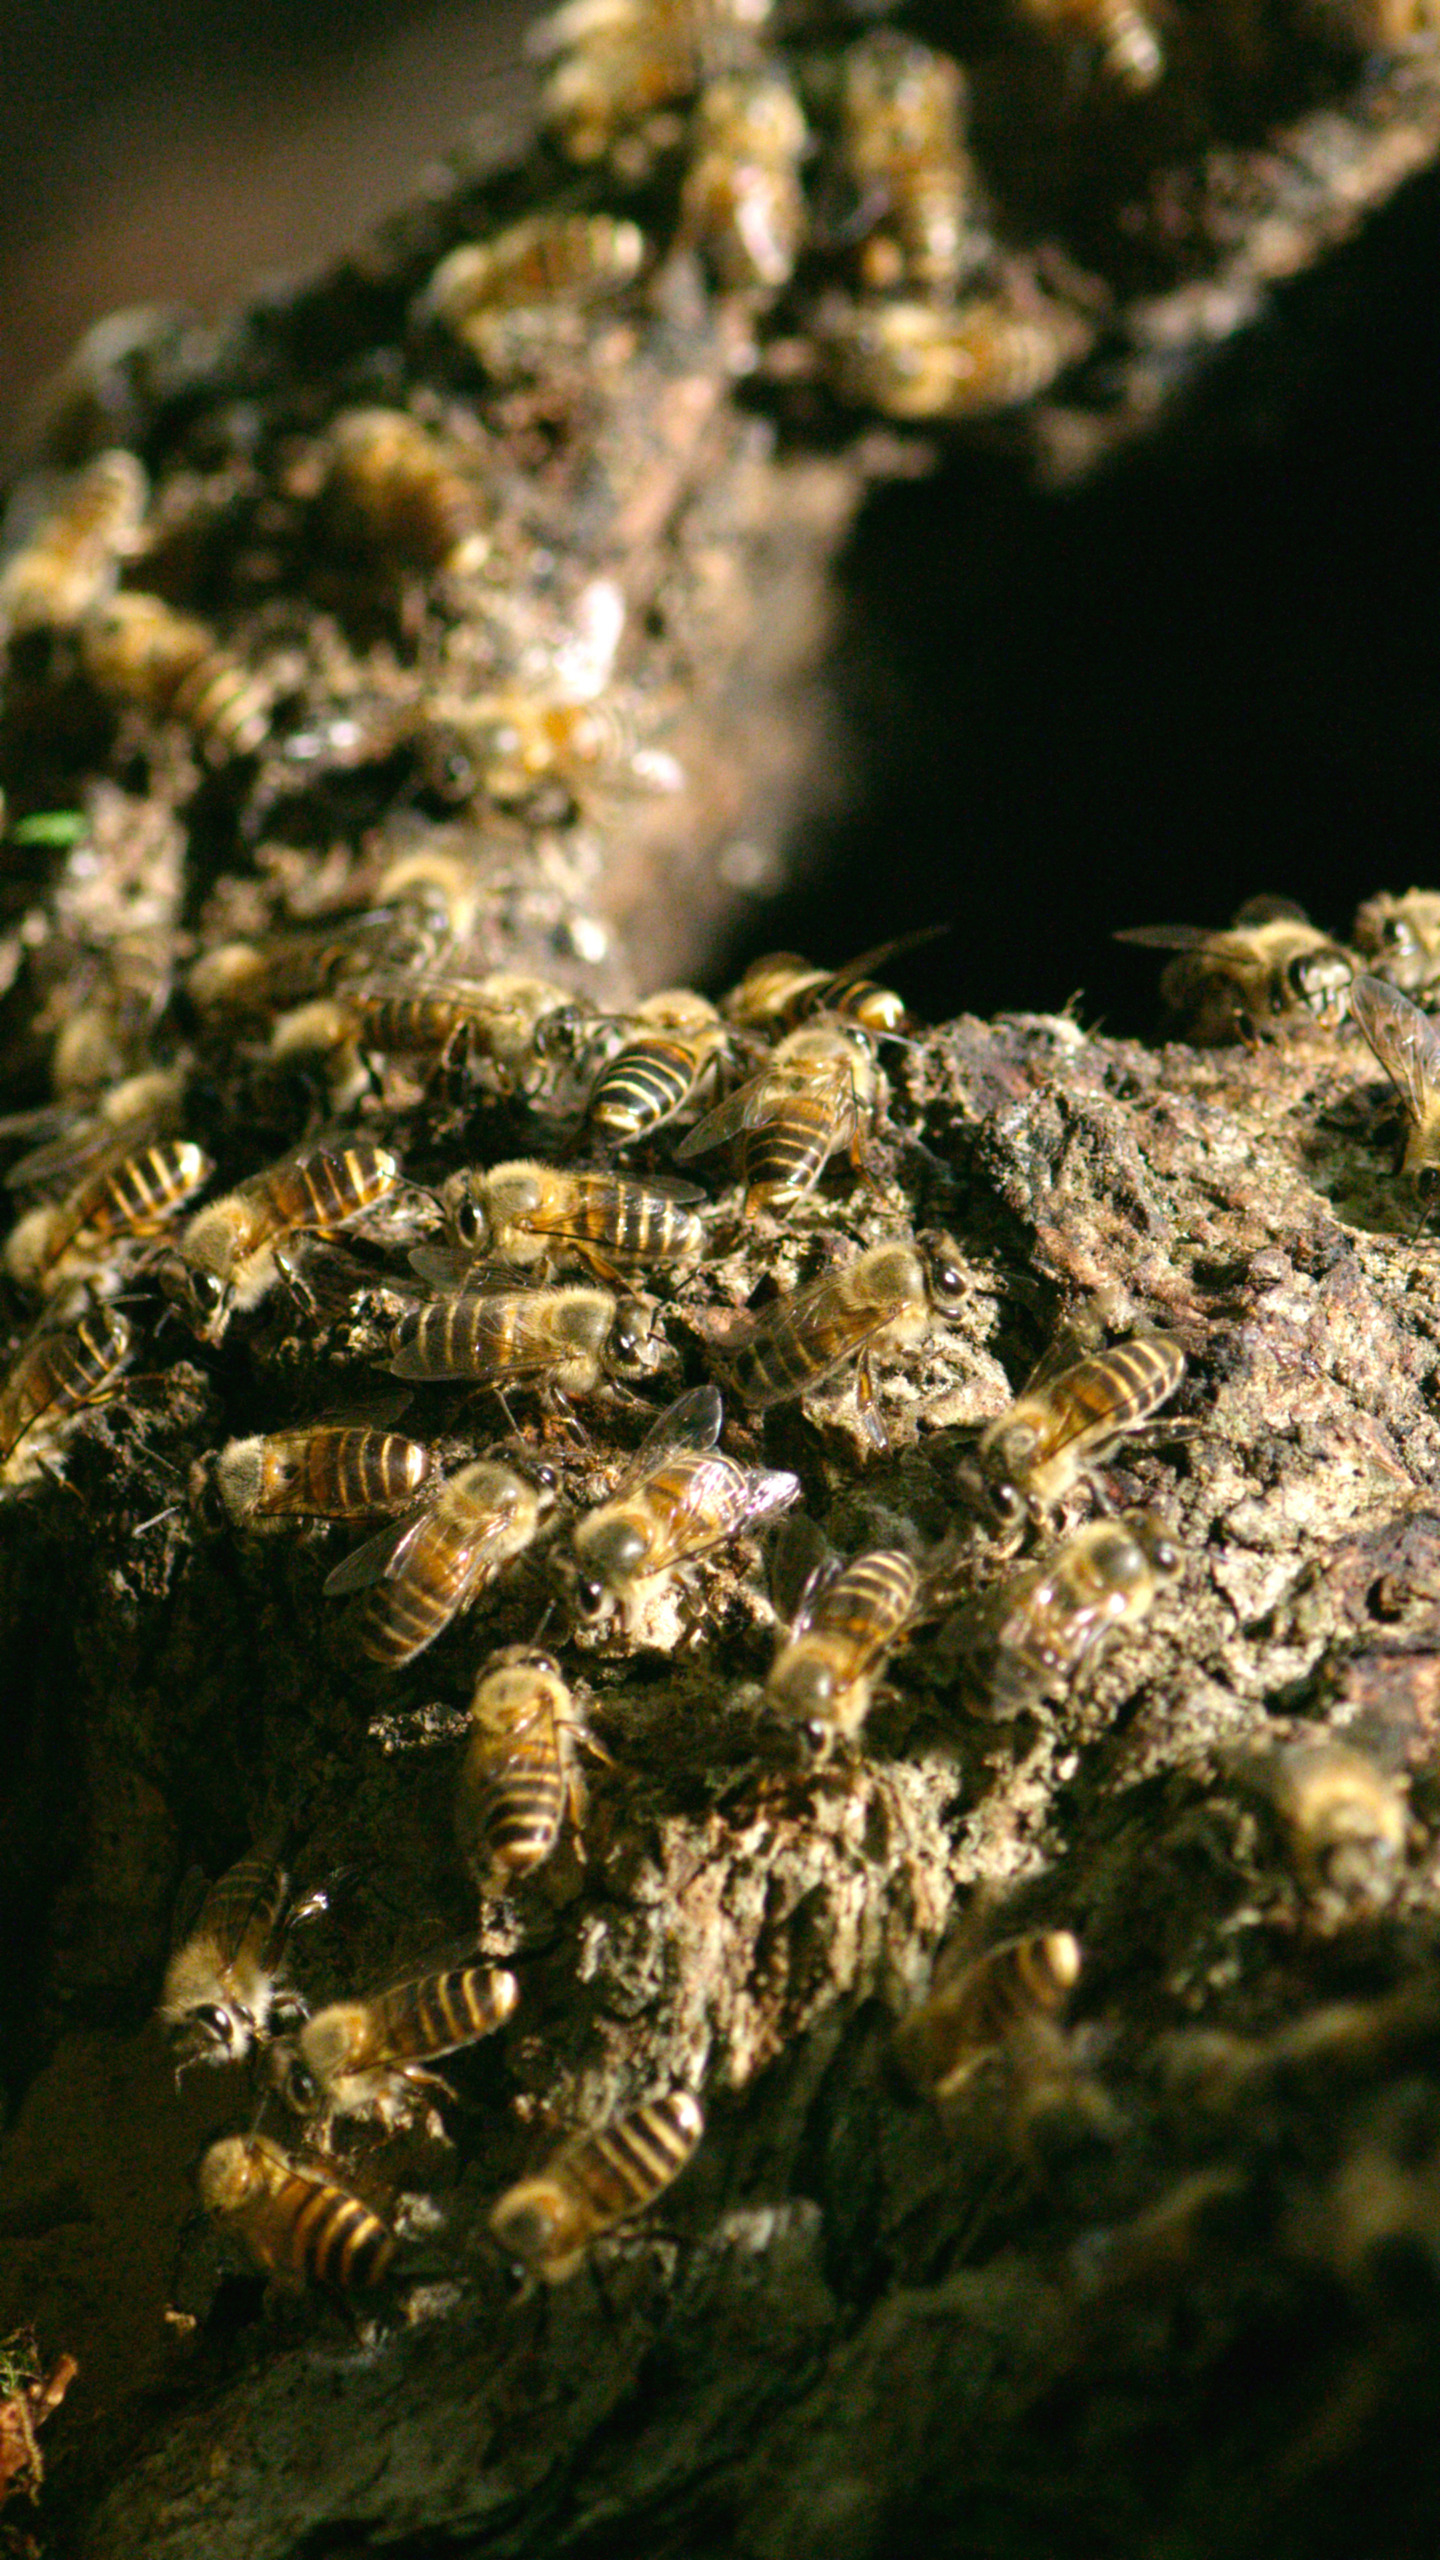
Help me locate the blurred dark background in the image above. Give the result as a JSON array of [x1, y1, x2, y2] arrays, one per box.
[[4, 1, 1440, 1035]]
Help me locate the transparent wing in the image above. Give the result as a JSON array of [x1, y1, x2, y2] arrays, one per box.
[[1112, 923, 1212, 953], [525, 1172, 710, 1236], [816, 924, 947, 1000], [675, 1058, 848, 1161], [1233, 894, 1312, 927], [606, 1383, 725, 1495], [322, 1502, 437, 1597], [1351, 974, 1440, 1123], [769, 1511, 838, 1631]]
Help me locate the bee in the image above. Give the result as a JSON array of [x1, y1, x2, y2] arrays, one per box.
[[488, 2089, 705, 2284], [533, 0, 771, 165], [161, 1142, 402, 1343], [197, 2135, 394, 2293], [389, 1283, 662, 1408], [1116, 897, 1353, 1043], [318, 407, 489, 576], [766, 1515, 922, 1761], [969, 1334, 1185, 1531], [1350, 974, 1440, 1220], [827, 296, 1089, 422], [720, 931, 941, 1039], [0, 1305, 132, 1490], [1353, 891, 1440, 994], [1015, 0, 1165, 87], [185, 918, 420, 1030], [435, 688, 682, 812], [679, 71, 808, 296], [269, 1964, 519, 2134], [1, 1067, 187, 1195], [373, 840, 492, 956], [417, 215, 646, 371], [566, 1382, 799, 1633], [157, 1839, 297, 2069], [1254, 1742, 1409, 1915], [4, 1137, 213, 1295], [582, 990, 730, 1146], [728, 1230, 968, 1448], [322, 1458, 556, 1668], [79, 591, 272, 762], [421, 1161, 707, 1288], [349, 974, 594, 1094], [204, 1425, 433, 1532], [676, 1018, 882, 1216], [942, 1509, 1182, 1714], [456, 1647, 592, 1897], [894, 1930, 1082, 2098], [837, 32, 980, 297], [0, 449, 148, 634]]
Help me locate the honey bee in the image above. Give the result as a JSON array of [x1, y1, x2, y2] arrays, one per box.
[[197, 2134, 395, 2293], [417, 215, 646, 373], [1015, 0, 1165, 87], [676, 1018, 882, 1216], [720, 931, 941, 1039], [1116, 897, 1353, 1043], [893, 1930, 1082, 2098], [827, 296, 1090, 422], [269, 1963, 519, 2134], [1350, 974, 1440, 1219], [566, 1382, 799, 1632], [157, 1839, 297, 2070], [1352, 891, 1440, 993], [4, 1137, 213, 1295], [1253, 1741, 1409, 1915], [204, 1425, 433, 1532], [161, 1142, 402, 1342], [1, 1067, 187, 1194], [318, 407, 489, 576], [420, 1161, 707, 1288], [434, 688, 682, 813], [373, 840, 493, 955], [456, 1647, 593, 1897], [388, 1282, 662, 1407], [533, 0, 771, 165], [728, 1230, 968, 1447], [0, 449, 148, 634], [766, 1515, 922, 1761], [582, 990, 730, 1146], [322, 1458, 557, 1668], [969, 1334, 1185, 1530], [679, 71, 808, 296], [488, 2089, 704, 2284], [0, 1305, 132, 1490], [942, 1509, 1182, 1714], [837, 32, 980, 297], [349, 975, 594, 1095], [79, 591, 272, 762]]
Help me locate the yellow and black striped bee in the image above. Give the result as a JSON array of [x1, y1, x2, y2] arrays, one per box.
[[582, 989, 730, 1147], [943, 1509, 1182, 1713], [156, 1839, 299, 2071], [388, 1280, 663, 1411], [1117, 897, 1352, 1043], [456, 1647, 593, 1898], [351, 974, 594, 1099], [0, 448, 148, 634], [323, 1457, 557, 1669], [828, 296, 1089, 422], [161, 1142, 402, 1342], [1352, 891, 1440, 995], [533, 0, 771, 166], [317, 407, 489, 576], [4, 1136, 212, 1295], [894, 1931, 1082, 2098], [489, 2090, 705, 2284], [677, 1018, 881, 1216], [720, 931, 939, 1039], [0, 1305, 132, 1490], [729, 1231, 967, 1447], [197, 2134, 394, 2293], [969, 1335, 1185, 1531], [269, 1963, 519, 2135], [837, 31, 980, 297], [1350, 973, 1440, 1220], [417, 1162, 706, 1289], [679, 70, 808, 296], [417, 214, 646, 371], [1015, 0, 1164, 88], [566, 1382, 799, 1633], [204, 1425, 433, 1533], [766, 1515, 922, 1761], [79, 590, 272, 762]]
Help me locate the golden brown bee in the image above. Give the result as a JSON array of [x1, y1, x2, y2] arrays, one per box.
[[837, 32, 980, 297], [720, 931, 940, 1038], [943, 1509, 1182, 1714], [566, 1382, 799, 1632], [373, 841, 491, 955], [676, 1018, 882, 1216], [418, 214, 646, 372], [1350, 974, 1440, 1218], [1016, 0, 1165, 87], [456, 1647, 592, 1897], [488, 2089, 705, 2284], [894, 1930, 1081, 2098], [583, 989, 730, 1146], [205, 1426, 433, 1532], [421, 1161, 707, 1288], [1, 1067, 188, 1195], [0, 1306, 132, 1490], [766, 1515, 922, 1761], [388, 1282, 662, 1407], [4, 1138, 212, 1295], [1116, 896, 1353, 1043], [0, 450, 148, 634], [79, 591, 272, 762], [197, 2135, 395, 2293], [728, 1230, 968, 1447], [679, 71, 808, 295], [161, 1142, 402, 1342], [1352, 891, 1440, 993], [437, 688, 682, 812], [1257, 1741, 1409, 1914], [318, 407, 489, 575], [349, 974, 594, 1095], [322, 1458, 557, 1669], [828, 295, 1090, 422], [157, 1840, 296, 2069], [185, 919, 417, 1029], [533, 0, 771, 165], [969, 1335, 1185, 1530], [269, 1963, 519, 2133]]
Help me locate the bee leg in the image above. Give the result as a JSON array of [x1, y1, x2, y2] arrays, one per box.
[[273, 1248, 319, 1320], [854, 1352, 889, 1455]]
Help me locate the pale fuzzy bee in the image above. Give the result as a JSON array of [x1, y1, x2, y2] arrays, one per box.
[[1254, 1741, 1409, 1916], [676, 1018, 882, 1217], [532, 0, 772, 165], [828, 295, 1090, 422], [4, 1138, 212, 1296], [1116, 896, 1353, 1043], [944, 1509, 1182, 1715], [457, 1647, 593, 1898], [373, 841, 492, 955], [421, 1161, 707, 1289], [969, 1335, 1185, 1531], [1016, 0, 1165, 87], [0, 450, 148, 635], [720, 931, 940, 1039], [184, 918, 426, 1030], [583, 990, 730, 1146], [269, 1963, 519, 2136], [157, 1839, 297, 2070], [488, 2089, 705, 2284], [440, 688, 682, 812], [203, 1425, 433, 1533], [197, 2134, 395, 2293], [894, 1930, 1082, 2098], [2, 1067, 188, 1194], [1352, 891, 1440, 994], [161, 1142, 402, 1342], [388, 1283, 663, 1409], [728, 1230, 968, 1448], [79, 591, 272, 762], [837, 32, 980, 297], [679, 71, 808, 296], [417, 214, 646, 372], [567, 1381, 799, 1633], [766, 1514, 922, 1762], [319, 407, 490, 575], [0, 1306, 132, 1490], [322, 1458, 557, 1669], [1350, 974, 1440, 1219]]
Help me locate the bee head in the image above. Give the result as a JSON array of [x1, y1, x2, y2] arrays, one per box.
[[609, 1297, 662, 1375], [170, 1998, 251, 2073], [161, 1254, 229, 1340], [271, 2040, 323, 2116], [918, 1231, 967, 1319]]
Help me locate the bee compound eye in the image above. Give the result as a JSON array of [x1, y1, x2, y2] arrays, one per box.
[[190, 2002, 238, 2054], [454, 1197, 484, 1249], [799, 1719, 833, 1763], [192, 1270, 226, 1320], [575, 1578, 609, 1623], [285, 2059, 321, 2113]]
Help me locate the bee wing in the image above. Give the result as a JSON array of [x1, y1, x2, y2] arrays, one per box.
[[322, 1501, 437, 1597], [770, 1511, 839, 1631], [1233, 894, 1312, 927], [1112, 924, 1213, 953], [733, 1465, 804, 1540], [6, 1116, 147, 1197], [675, 1060, 847, 1161], [817, 924, 948, 1000], [608, 1383, 725, 1492], [526, 1172, 711, 1235], [408, 1243, 478, 1290], [1351, 975, 1440, 1122]]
